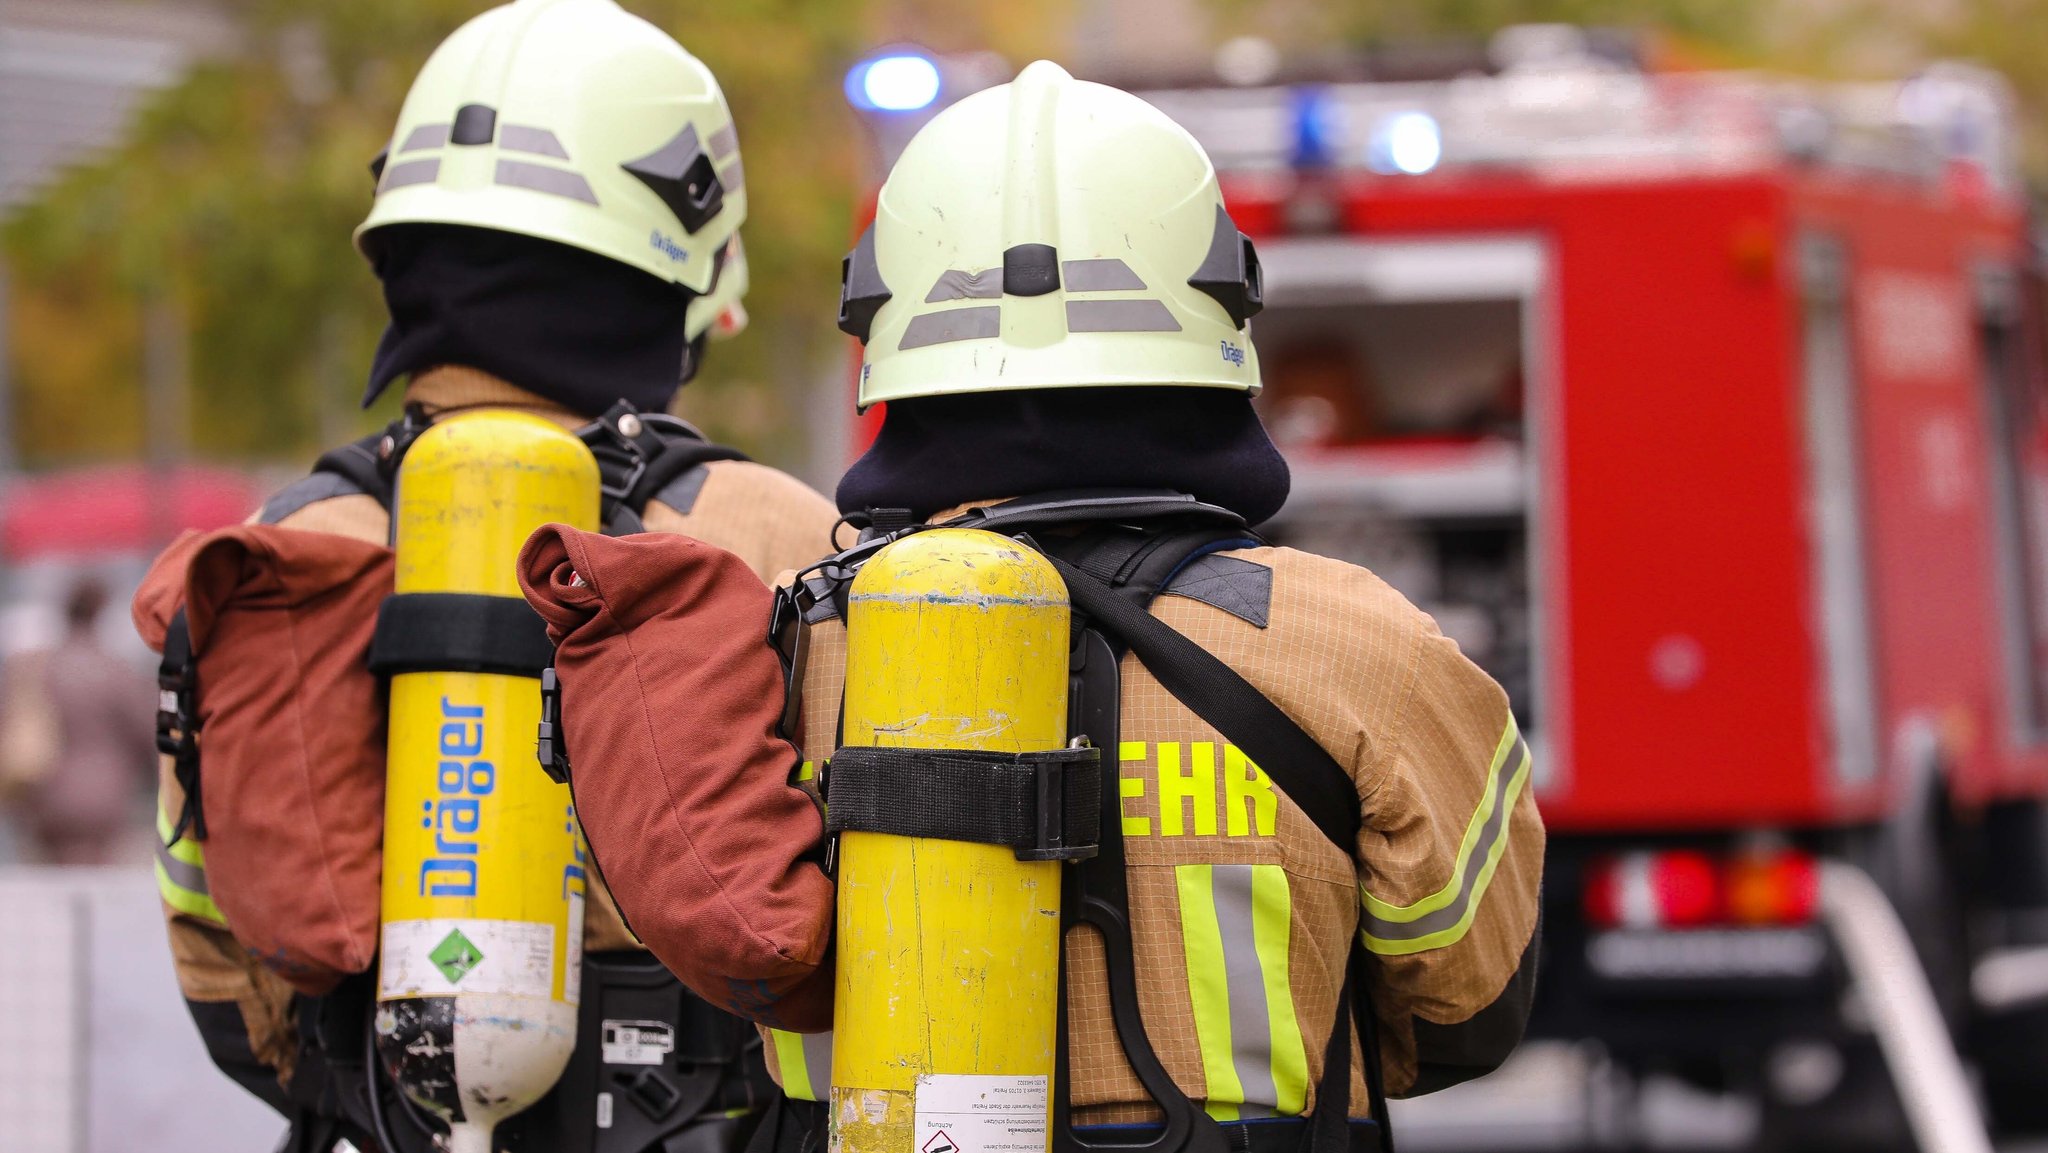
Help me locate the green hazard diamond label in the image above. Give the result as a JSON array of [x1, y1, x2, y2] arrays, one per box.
[[429, 928, 485, 984]]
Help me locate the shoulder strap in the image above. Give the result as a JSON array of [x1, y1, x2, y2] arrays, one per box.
[[260, 403, 750, 533], [260, 409, 435, 526], [577, 402, 749, 535], [156, 607, 206, 844], [257, 433, 388, 525]]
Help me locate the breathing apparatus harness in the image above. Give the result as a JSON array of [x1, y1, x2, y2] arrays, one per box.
[[154, 400, 765, 1153], [758, 490, 1395, 1153]]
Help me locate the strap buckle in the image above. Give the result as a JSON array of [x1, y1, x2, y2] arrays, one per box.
[[768, 584, 813, 742], [155, 666, 198, 763], [375, 406, 435, 487], [1018, 739, 1097, 863], [577, 401, 712, 521], [536, 667, 571, 784], [156, 611, 206, 844], [577, 401, 660, 519]]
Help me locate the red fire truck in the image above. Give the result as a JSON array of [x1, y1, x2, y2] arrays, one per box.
[[847, 28, 2048, 1145]]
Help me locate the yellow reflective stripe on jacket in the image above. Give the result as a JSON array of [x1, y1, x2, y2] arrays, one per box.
[[771, 1028, 833, 1102], [154, 805, 226, 925], [1175, 862, 1308, 1120], [1359, 719, 1532, 956]]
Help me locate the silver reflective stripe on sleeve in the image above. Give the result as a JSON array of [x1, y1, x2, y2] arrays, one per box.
[[1359, 721, 1532, 955]]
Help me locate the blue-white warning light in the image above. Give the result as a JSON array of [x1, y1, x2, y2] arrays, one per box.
[[1290, 86, 1339, 168], [1368, 111, 1443, 175], [847, 53, 942, 112]]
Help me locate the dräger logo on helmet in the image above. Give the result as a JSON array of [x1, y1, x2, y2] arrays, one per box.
[[650, 230, 689, 264], [1220, 340, 1246, 367]]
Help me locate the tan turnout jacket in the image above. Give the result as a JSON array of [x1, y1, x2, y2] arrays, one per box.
[[764, 518, 1544, 1121], [152, 366, 840, 1094]]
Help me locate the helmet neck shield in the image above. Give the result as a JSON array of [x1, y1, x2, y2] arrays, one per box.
[[364, 225, 696, 416]]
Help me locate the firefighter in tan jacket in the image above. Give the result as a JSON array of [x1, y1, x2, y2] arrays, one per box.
[[525, 61, 1542, 1153], [145, 2, 835, 1149]]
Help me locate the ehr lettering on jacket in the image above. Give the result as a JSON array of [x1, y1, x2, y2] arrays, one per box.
[[1117, 741, 1278, 838]]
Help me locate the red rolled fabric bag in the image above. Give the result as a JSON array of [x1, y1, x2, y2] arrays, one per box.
[[518, 523, 833, 1030], [134, 524, 393, 995]]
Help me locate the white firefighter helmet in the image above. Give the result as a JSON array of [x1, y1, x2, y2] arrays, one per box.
[[357, 0, 746, 300], [839, 60, 1263, 409]]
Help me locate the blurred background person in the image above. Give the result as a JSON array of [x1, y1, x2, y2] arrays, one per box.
[[2, 577, 155, 865]]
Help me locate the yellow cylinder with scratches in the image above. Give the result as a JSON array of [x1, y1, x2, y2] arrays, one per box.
[[832, 528, 1069, 1153], [376, 411, 599, 1153]]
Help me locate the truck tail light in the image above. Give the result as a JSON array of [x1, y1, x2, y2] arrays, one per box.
[[1583, 848, 1816, 930], [1725, 849, 1819, 926]]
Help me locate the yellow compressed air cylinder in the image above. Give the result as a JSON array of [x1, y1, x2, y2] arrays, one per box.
[[833, 528, 1070, 1153], [376, 411, 600, 1153]]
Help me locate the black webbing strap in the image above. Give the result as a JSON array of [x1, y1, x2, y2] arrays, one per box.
[[1045, 556, 1363, 854], [367, 592, 553, 678], [949, 489, 1247, 536], [578, 402, 749, 533], [1353, 942, 1395, 1150], [295, 407, 434, 520], [307, 431, 395, 509], [273, 403, 750, 537], [157, 607, 206, 844], [825, 746, 1100, 861]]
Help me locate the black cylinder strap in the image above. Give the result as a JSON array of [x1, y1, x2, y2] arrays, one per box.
[[825, 745, 1101, 862], [367, 592, 554, 679]]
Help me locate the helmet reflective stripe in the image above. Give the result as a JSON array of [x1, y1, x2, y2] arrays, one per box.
[[840, 60, 1263, 409], [356, 0, 747, 299]]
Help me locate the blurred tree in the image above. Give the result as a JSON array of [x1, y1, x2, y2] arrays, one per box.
[[0, 0, 1070, 471]]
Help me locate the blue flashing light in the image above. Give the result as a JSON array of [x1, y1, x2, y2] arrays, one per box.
[[1368, 111, 1442, 176], [848, 53, 941, 113], [1290, 86, 1338, 169]]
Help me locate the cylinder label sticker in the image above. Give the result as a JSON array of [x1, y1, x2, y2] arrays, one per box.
[[565, 892, 585, 1006], [913, 1074, 1048, 1153], [380, 918, 555, 999], [602, 1019, 677, 1066]]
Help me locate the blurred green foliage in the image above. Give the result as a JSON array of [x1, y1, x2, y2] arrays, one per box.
[[0, 0, 1068, 469]]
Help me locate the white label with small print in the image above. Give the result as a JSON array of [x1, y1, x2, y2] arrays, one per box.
[[913, 1074, 1048, 1153], [597, 1091, 614, 1129], [565, 892, 585, 1005], [603, 1019, 676, 1066]]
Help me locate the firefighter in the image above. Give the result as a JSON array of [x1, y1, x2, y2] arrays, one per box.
[[519, 60, 1543, 1153], [141, 1, 835, 1149]]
